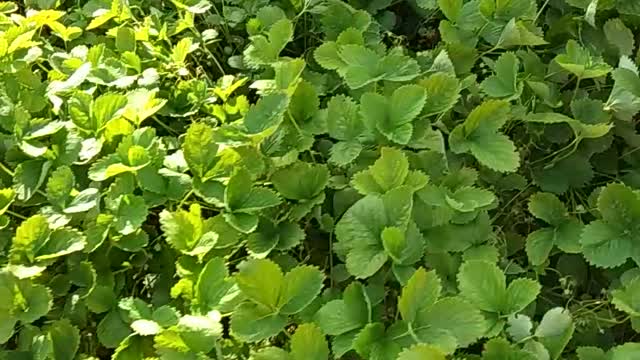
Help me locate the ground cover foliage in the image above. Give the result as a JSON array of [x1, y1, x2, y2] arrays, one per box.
[[1, 0, 640, 358]]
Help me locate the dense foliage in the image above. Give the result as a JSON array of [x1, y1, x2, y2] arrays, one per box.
[[1, 0, 640, 358]]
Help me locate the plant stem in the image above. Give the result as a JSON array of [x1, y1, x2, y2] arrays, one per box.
[[571, 76, 582, 103]]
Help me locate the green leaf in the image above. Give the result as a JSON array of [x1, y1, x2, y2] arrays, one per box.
[[97, 311, 131, 348], [278, 265, 324, 314], [313, 283, 369, 335], [46, 166, 74, 208], [438, 0, 462, 21], [330, 141, 362, 166], [183, 122, 218, 179], [398, 268, 441, 324], [35, 228, 86, 261], [236, 259, 283, 310], [352, 147, 409, 195], [116, 26, 136, 52], [528, 193, 567, 225], [244, 93, 289, 134], [196, 257, 231, 312], [326, 94, 367, 142], [112, 195, 148, 235], [290, 323, 329, 360], [93, 93, 128, 128], [457, 260, 506, 313], [11, 214, 51, 263], [507, 314, 533, 342], [0, 188, 15, 216], [481, 52, 520, 98], [231, 303, 287, 342], [14, 160, 51, 201], [271, 162, 329, 201], [534, 308, 575, 359], [585, 0, 597, 27], [604, 18, 635, 56], [418, 72, 461, 117], [526, 229, 555, 266], [504, 278, 541, 314], [449, 100, 519, 172], [131, 319, 162, 335], [48, 319, 80, 360], [225, 167, 281, 212], [414, 297, 487, 350], [397, 344, 446, 360], [176, 314, 222, 353]]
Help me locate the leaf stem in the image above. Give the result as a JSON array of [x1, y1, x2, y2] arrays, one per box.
[[571, 76, 582, 103], [6, 210, 26, 220], [0, 162, 14, 176]]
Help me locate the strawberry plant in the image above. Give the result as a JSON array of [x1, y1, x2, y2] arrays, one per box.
[[1, 0, 640, 359]]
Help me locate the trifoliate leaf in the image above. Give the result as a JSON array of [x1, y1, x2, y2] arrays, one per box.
[[581, 184, 640, 268], [449, 100, 519, 172], [497, 19, 547, 48], [244, 18, 293, 67], [445, 186, 495, 212], [352, 147, 409, 195], [335, 45, 420, 89], [159, 204, 218, 256], [360, 85, 426, 144], [481, 52, 521, 98], [319, 1, 370, 40], [290, 323, 329, 360], [555, 40, 612, 79]]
